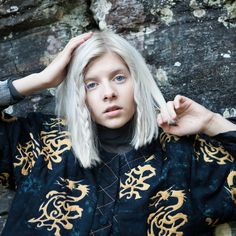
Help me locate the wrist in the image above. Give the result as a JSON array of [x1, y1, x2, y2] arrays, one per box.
[[12, 73, 46, 96], [201, 113, 236, 136]]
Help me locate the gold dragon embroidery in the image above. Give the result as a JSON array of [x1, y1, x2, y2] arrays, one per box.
[[159, 132, 180, 151], [119, 155, 156, 200], [14, 118, 71, 175], [147, 188, 188, 236], [225, 170, 236, 204], [28, 177, 89, 236], [40, 129, 71, 170], [194, 135, 233, 165], [43, 118, 67, 128], [14, 133, 40, 175]]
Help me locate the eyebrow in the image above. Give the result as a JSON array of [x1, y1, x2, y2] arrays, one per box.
[[84, 68, 129, 82]]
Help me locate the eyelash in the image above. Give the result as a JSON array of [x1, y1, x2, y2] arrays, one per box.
[[113, 75, 126, 83], [85, 82, 98, 90], [85, 75, 127, 90]]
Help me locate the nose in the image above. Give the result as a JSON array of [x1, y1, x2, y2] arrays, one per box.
[[102, 82, 117, 101]]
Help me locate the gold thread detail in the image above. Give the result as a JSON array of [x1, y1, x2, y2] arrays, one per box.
[[119, 155, 156, 200], [28, 177, 89, 236], [225, 170, 236, 205], [159, 132, 180, 151], [147, 188, 188, 236], [194, 135, 234, 165], [14, 118, 71, 175]]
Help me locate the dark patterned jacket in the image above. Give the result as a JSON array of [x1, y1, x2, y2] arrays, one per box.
[[0, 80, 236, 235], [0, 113, 236, 236]]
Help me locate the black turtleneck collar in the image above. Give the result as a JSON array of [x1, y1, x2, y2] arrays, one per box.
[[96, 117, 134, 154]]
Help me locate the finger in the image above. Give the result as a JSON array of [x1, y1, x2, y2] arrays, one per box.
[[173, 94, 184, 109], [174, 95, 192, 111], [160, 123, 184, 136], [157, 114, 164, 126], [64, 32, 93, 53], [166, 101, 177, 120], [68, 32, 93, 44], [71, 32, 93, 45], [159, 109, 169, 124]]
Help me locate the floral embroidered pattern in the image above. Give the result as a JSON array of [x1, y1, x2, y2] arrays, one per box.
[[147, 187, 188, 236], [28, 177, 89, 236], [119, 155, 156, 200]]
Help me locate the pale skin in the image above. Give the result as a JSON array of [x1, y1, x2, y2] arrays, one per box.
[[84, 52, 136, 129], [12, 32, 236, 137]]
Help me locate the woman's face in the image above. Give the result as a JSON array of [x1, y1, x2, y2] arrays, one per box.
[[84, 52, 136, 129]]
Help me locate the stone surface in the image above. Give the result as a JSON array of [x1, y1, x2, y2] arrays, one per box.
[[0, 0, 236, 234], [91, 0, 236, 113]]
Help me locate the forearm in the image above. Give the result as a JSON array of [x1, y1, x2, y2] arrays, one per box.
[[0, 73, 49, 110], [12, 73, 49, 96], [202, 113, 236, 136]]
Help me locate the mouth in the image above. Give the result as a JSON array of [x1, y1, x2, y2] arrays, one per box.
[[104, 106, 122, 113]]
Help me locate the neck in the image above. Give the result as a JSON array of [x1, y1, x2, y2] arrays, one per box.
[[96, 118, 134, 154]]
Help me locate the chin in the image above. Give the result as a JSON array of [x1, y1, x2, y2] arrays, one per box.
[[101, 120, 128, 129], [104, 123, 125, 129]]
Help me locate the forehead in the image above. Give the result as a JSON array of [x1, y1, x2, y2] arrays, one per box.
[[84, 52, 129, 78]]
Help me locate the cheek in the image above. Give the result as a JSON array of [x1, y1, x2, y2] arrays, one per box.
[[126, 91, 136, 115], [130, 91, 136, 114], [85, 94, 100, 120], [85, 95, 94, 114]]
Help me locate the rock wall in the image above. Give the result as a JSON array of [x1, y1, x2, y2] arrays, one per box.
[[0, 0, 236, 234]]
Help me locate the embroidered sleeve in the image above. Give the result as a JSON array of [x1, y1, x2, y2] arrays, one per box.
[[0, 110, 72, 188], [154, 128, 236, 235], [192, 127, 236, 226]]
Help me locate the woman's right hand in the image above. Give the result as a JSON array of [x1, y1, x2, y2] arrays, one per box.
[[13, 32, 93, 96], [40, 32, 93, 88]]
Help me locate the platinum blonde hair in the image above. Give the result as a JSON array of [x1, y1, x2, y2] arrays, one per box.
[[56, 31, 169, 168]]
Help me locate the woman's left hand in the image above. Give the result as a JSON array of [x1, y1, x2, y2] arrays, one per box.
[[157, 95, 235, 136]]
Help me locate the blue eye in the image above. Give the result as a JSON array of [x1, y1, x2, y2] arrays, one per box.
[[114, 75, 126, 83], [85, 82, 97, 90]]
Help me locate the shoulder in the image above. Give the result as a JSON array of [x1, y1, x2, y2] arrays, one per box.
[[1, 111, 68, 139]]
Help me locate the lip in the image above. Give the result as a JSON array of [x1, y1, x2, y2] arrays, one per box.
[[103, 105, 122, 113], [103, 105, 122, 117]]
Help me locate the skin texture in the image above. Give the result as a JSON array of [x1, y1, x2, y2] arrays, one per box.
[[157, 95, 236, 136], [11, 32, 236, 136], [84, 52, 136, 129]]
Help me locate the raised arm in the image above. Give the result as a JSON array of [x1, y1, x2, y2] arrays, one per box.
[[157, 95, 236, 136], [10, 32, 93, 96]]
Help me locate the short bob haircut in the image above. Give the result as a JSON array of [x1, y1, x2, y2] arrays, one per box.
[[56, 31, 170, 168]]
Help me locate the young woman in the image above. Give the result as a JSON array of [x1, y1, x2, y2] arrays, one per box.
[[0, 31, 235, 236]]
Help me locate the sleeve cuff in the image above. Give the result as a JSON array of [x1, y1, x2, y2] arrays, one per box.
[[7, 78, 25, 101], [0, 79, 25, 110], [0, 80, 12, 107]]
